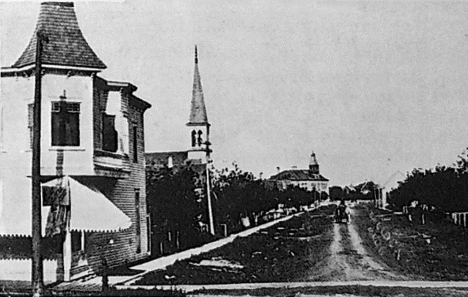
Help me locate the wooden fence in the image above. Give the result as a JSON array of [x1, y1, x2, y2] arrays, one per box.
[[452, 212, 468, 227]]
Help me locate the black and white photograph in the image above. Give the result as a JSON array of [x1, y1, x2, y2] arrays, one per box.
[[2, 0, 468, 296]]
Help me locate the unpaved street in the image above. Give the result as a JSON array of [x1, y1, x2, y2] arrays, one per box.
[[121, 204, 468, 296], [306, 206, 404, 281]]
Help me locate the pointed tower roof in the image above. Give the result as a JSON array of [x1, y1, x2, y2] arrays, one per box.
[[310, 151, 319, 166], [12, 2, 106, 70], [187, 45, 209, 126]]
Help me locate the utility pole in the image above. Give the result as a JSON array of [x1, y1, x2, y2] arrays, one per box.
[[32, 30, 47, 297], [204, 125, 215, 235]]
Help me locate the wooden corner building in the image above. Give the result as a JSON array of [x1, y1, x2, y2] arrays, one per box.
[[0, 2, 151, 282]]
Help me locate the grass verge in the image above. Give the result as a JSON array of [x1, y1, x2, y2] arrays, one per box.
[[353, 203, 468, 280], [135, 205, 336, 285]]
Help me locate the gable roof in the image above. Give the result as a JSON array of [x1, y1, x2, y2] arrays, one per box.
[[12, 2, 106, 70], [187, 45, 209, 126], [270, 169, 329, 182]]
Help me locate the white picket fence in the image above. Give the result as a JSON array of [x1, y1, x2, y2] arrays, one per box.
[[452, 212, 468, 227]]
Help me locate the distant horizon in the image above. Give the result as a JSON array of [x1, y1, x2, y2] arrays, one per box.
[[2, 0, 468, 187]]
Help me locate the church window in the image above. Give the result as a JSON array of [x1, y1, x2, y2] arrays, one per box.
[[197, 130, 203, 146], [51, 101, 80, 146], [191, 130, 196, 147]]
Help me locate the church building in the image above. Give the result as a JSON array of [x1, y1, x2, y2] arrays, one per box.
[[0, 2, 151, 282]]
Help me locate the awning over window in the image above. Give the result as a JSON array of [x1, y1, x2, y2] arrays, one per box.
[[42, 176, 131, 233]]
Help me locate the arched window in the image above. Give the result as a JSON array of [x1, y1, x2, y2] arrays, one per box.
[[197, 130, 203, 146], [191, 130, 197, 147]]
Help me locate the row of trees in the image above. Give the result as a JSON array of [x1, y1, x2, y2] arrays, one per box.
[[388, 166, 468, 212], [388, 148, 468, 212], [211, 164, 325, 234], [146, 163, 326, 255]]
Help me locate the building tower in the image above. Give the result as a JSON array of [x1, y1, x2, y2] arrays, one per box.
[[186, 45, 211, 163], [309, 151, 319, 175]]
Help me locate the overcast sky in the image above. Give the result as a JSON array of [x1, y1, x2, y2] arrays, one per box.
[[2, 0, 468, 186]]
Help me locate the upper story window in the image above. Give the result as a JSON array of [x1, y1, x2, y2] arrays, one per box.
[[132, 126, 138, 163], [51, 101, 80, 146], [101, 91, 129, 155], [102, 113, 118, 152]]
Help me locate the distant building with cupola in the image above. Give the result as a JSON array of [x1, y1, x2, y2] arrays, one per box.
[[268, 152, 329, 194]]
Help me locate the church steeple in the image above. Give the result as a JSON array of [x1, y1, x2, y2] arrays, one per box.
[[186, 46, 211, 162], [187, 45, 208, 126], [12, 2, 106, 70], [309, 151, 319, 174]]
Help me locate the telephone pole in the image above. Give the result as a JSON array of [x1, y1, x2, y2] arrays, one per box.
[[204, 126, 215, 235], [32, 30, 47, 297]]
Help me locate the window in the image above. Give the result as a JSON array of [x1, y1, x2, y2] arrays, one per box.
[[197, 130, 203, 146], [121, 117, 129, 155], [72, 231, 85, 253], [101, 113, 117, 152], [101, 92, 126, 154], [132, 126, 138, 162], [134, 189, 141, 253], [51, 101, 80, 146], [191, 130, 196, 147]]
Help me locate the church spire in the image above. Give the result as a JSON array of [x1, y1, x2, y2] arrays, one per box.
[[187, 45, 208, 126], [12, 2, 106, 70]]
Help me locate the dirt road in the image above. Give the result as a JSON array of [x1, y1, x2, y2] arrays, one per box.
[[117, 204, 468, 296], [307, 206, 405, 281]]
